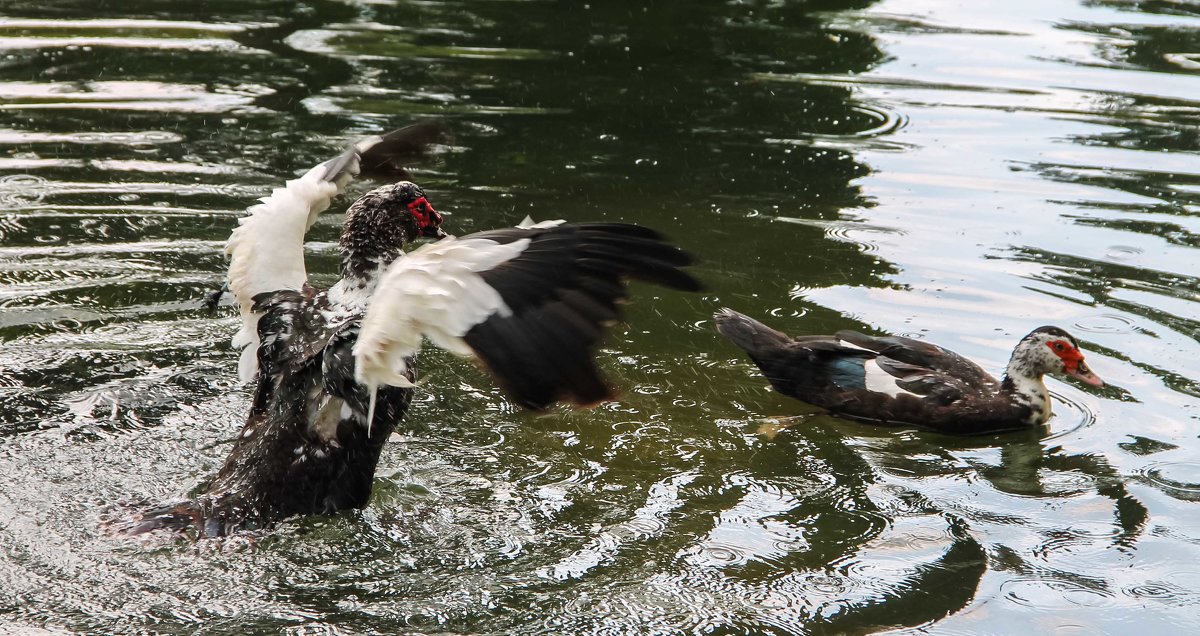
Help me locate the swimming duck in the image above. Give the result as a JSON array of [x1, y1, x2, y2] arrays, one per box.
[[118, 124, 700, 537], [713, 308, 1103, 434]]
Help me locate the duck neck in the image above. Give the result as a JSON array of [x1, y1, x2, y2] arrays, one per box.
[[338, 205, 406, 285], [331, 213, 406, 311], [328, 268, 384, 311], [1001, 363, 1051, 425]]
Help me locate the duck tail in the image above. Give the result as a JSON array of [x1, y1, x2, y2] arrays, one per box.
[[713, 308, 792, 356]]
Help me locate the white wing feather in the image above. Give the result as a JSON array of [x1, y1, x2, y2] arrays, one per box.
[[353, 236, 531, 390], [862, 358, 920, 398], [517, 215, 566, 230], [224, 150, 369, 382]]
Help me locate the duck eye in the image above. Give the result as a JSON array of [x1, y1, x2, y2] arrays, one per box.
[[1054, 342, 1065, 352]]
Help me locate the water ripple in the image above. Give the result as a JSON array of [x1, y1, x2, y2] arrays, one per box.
[[1000, 578, 1117, 610], [0, 175, 260, 210], [0, 17, 268, 32], [1073, 313, 1137, 334], [1105, 244, 1144, 261], [1032, 521, 1123, 563], [1122, 570, 1200, 607], [0, 129, 183, 146], [1140, 461, 1200, 501], [0, 173, 47, 206], [285, 26, 555, 61], [766, 103, 911, 151], [0, 81, 271, 113], [0, 36, 258, 53], [1042, 389, 1099, 441]]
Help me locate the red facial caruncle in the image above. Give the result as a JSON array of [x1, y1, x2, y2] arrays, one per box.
[[1045, 339, 1104, 387], [406, 196, 444, 237], [1046, 339, 1082, 371]]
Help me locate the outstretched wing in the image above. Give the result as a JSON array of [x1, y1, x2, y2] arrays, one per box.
[[354, 222, 702, 410], [223, 122, 447, 382]]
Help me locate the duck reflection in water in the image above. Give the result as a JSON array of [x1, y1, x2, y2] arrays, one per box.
[[739, 408, 1147, 631]]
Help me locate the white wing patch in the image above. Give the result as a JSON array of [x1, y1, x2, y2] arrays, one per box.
[[517, 215, 566, 230], [862, 358, 918, 398], [353, 235, 531, 391], [224, 157, 360, 382], [833, 337, 917, 398], [835, 338, 875, 354]]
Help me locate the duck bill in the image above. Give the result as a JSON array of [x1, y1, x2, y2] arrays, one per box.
[[1068, 360, 1104, 387]]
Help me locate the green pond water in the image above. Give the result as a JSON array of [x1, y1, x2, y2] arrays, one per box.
[[0, 0, 1198, 633]]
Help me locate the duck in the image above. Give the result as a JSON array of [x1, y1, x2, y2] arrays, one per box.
[[713, 308, 1103, 434], [115, 123, 701, 538]]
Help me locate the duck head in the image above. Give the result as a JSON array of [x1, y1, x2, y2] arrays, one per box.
[[1007, 326, 1103, 387], [340, 181, 445, 280]]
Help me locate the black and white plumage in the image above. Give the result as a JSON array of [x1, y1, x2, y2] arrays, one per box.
[[355, 220, 699, 411], [119, 125, 700, 538], [714, 309, 1103, 434]]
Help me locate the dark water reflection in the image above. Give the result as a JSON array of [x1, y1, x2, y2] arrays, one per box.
[[0, 0, 1197, 633]]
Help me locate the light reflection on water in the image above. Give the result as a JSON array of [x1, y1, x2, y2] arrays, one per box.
[[0, 0, 1196, 634]]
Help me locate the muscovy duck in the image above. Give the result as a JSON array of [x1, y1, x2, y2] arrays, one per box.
[[713, 308, 1103, 434], [115, 124, 701, 537]]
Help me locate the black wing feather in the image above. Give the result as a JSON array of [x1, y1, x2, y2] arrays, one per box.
[[559, 289, 621, 325], [358, 120, 450, 180], [461, 223, 700, 410], [322, 120, 450, 184]]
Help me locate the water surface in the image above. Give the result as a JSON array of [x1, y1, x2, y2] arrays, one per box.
[[0, 0, 1198, 633]]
